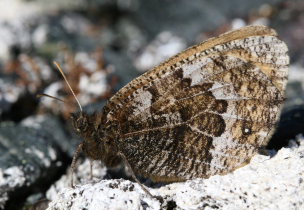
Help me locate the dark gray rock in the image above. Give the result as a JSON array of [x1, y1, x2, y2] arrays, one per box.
[[0, 115, 71, 209], [269, 105, 304, 150], [132, 0, 285, 42], [284, 65, 304, 108], [21, 115, 81, 158]]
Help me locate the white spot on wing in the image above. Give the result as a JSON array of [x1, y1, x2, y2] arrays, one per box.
[[181, 57, 214, 86]]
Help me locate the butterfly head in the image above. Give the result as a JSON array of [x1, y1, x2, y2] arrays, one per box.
[[71, 112, 90, 135], [70, 111, 120, 165]]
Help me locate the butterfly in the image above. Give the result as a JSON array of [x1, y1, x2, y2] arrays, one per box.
[[54, 25, 288, 190]]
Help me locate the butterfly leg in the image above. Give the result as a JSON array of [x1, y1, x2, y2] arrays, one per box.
[[117, 152, 154, 198], [70, 142, 84, 187]]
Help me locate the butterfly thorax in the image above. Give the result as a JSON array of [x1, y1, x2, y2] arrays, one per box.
[[71, 112, 121, 166]]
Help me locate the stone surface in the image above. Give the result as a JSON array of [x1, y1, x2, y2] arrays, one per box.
[[0, 56, 54, 121], [134, 31, 186, 72], [46, 159, 107, 202], [133, 0, 285, 42], [0, 115, 67, 209], [21, 115, 80, 157], [1, 0, 304, 209], [47, 136, 304, 210], [0, 76, 25, 116], [269, 105, 304, 150], [0, 18, 32, 60], [285, 64, 304, 108]]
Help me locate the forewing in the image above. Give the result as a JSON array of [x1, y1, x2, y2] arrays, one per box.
[[103, 25, 289, 181]]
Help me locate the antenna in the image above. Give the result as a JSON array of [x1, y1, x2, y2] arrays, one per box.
[[37, 93, 65, 103], [53, 61, 83, 112]]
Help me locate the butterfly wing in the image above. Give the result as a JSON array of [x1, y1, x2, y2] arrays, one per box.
[[103, 25, 289, 181]]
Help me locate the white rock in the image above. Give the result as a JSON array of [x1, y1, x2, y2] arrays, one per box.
[[0, 78, 25, 105], [46, 159, 107, 202], [32, 24, 49, 47], [289, 64, 304, 84], [134, 31, 186, 72], [231, 18, 246, 30], [47, 136, 304, 210], [0, 166, 26, 209]]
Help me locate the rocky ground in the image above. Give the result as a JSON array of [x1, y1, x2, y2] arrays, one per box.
[[46, 136, 304, 210], [0, 0, 304, 209]]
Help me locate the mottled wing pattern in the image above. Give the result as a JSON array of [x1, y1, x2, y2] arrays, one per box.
[[103, 25, 289, 181]]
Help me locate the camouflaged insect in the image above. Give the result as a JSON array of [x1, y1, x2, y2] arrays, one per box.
[[71, 25, 289, 182]]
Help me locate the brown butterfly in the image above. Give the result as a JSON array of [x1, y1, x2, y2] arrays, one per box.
[[48, 25, 288, 196]]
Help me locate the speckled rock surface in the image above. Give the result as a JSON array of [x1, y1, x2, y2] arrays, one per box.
[[0, 115, 67, 209], [47, 136, 304, 210], [21, 115, 80, 157], [46, 159, 107, 202]]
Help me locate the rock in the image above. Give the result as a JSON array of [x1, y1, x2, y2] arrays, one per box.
[[0, 115, 69, 209], [284, 64, 304, 108], [46, 159, 107, 202], [47, 179, 160, 210], [132, 0, 285, 42], [134, 31, 186, 72], [269, 105, 304, 150], [0, 19, 32, 60], [0, 56, 55, 121], [47, 136, 304, 210], [0, 1, 303, 210], [0, 0, 42, 21], [21, 115, 80, 158], [0, 76, 25, 116]]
